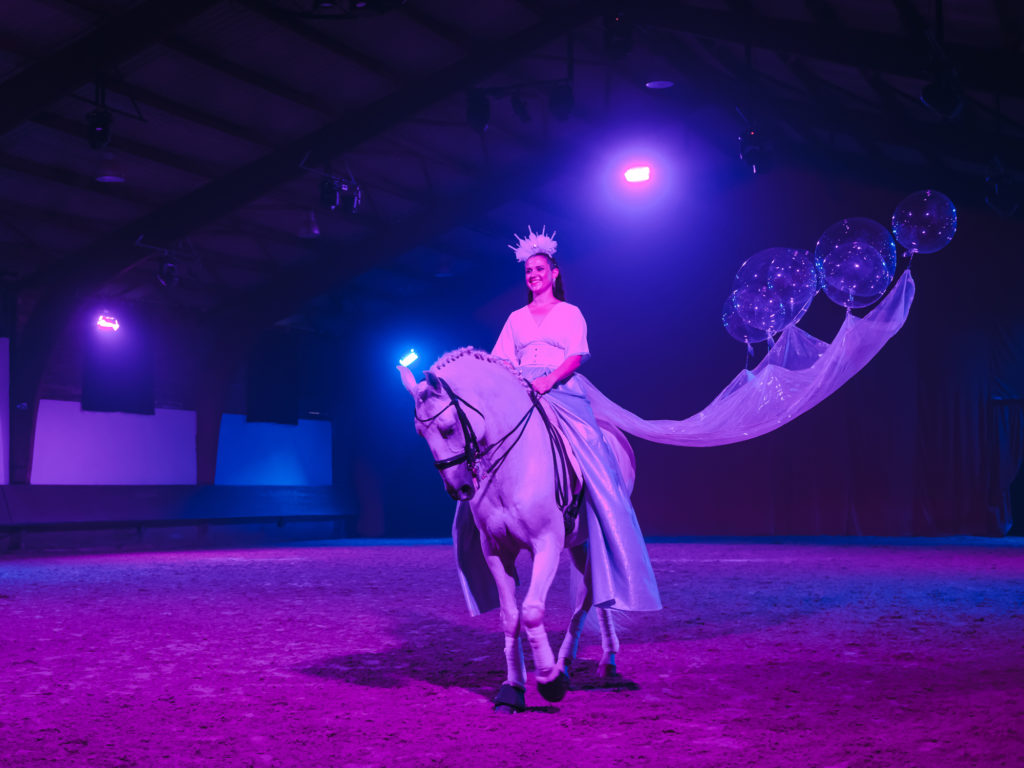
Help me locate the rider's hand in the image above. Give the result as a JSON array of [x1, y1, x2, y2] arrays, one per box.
[[532, 375, 555, 395]]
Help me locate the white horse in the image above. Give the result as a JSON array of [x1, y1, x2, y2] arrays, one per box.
[[398, 348, 622, 713]]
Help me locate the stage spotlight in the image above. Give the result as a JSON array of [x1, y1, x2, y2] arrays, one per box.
[[624, 165, 651, 183], [645, 80, 675, 89], [320, 176, 361, 213], [510, 92, 531, 123], [96, 314, 120, 332], [298, 209, 321, 239], [603, 10, 633, 58], [548, 83, 573, 121], [399, 349, 418, 367], [738, 127, 766, 174], [86, 108, 112, 150], [467, 90, 490, 134]]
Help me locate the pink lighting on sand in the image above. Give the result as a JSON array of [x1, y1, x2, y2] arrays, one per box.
[[97, 314, 120, 331], [624, 166, 651, 183]]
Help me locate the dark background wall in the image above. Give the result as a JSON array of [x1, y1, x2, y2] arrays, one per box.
[[22, 162, 1024, 539]]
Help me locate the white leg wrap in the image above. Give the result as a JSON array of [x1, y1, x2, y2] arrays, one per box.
[[504, 634, 527, 688], [557, 608, 588, 666], [597, 608, 619, 658], [522, 601, 556, 679]]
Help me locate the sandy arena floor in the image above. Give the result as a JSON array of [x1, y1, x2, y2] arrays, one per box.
[[2, 538, 1023, 767]]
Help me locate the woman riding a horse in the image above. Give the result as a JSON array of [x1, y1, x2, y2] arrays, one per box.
[[487, 227, 661, 618], [399, 227, 660, 712]]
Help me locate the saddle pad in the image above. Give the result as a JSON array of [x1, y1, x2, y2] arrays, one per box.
[[537, 401, 637, 498]]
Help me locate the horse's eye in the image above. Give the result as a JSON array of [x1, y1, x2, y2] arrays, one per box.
[[440, 427, 455, 439]]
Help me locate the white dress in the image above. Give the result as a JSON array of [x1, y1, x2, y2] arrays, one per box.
[[454, 300, 662, 615], [491, 302, 590, 369]]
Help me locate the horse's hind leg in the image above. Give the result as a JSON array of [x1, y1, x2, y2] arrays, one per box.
[[596, 607, 620, 678], [482, 549, 526, 714], [557, 544, 593, 675]]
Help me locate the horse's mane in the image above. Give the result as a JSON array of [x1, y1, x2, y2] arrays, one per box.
[[430, 347, 531, 391]]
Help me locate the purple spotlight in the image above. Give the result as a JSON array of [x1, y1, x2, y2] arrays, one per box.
[[97, 314, 120, 332], [624, 165, 651, 183]]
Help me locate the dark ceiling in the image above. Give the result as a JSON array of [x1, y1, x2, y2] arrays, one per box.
[[1, 0, 1022, 335]]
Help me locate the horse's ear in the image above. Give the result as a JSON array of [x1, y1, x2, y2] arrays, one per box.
[[397, 365, 418, 395], [423, 370, 442, 392]]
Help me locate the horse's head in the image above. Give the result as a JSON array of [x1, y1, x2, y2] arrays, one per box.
[[398, 364, 485, 502]]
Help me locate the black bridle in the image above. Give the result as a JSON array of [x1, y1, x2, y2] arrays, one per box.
[[415, 377, 487, 474], [415, 375, 579, 528]]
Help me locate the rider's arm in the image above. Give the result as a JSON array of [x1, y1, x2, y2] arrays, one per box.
[[532, 354, 582, 394]]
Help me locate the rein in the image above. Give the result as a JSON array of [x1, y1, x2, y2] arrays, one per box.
[[416, 374, 579, 527]]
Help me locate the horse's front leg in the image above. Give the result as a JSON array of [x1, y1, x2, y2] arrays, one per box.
[[522, 537, 570, 703], [481, 546, 527, 714]]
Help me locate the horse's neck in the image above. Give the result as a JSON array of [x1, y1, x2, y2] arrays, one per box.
[[449, 358, 552, 508], [448, 359, 530, 432]]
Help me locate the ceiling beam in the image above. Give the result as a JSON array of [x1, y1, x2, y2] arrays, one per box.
[[20, 2, 599, 300], [31, 111, 228, 179], [401, 5, 480, 52], [0, 0, 220, 137], [109, 80, 275, 148], [162, 38, 335, 118], [640, 27, 996, 200], [240, 0, 406, 83], [993, 0, 1024, 51], [636, 1, 1024, 99], [0, 152, 163, 206], [646, 26, 1024, 173], [215, 125, 607, 329]]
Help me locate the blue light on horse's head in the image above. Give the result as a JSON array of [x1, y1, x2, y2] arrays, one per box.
[[399, 349, 418, 367]]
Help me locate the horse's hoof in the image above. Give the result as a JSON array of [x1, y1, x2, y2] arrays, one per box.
[[537, 670, 570, 703], [493, 683, 526, 714], [597, 663, 619, 679]]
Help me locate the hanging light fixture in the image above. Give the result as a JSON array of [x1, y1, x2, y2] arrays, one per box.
[[86, 108, 112, 150], [157, 261, 179, 288], [95, 151, 125, 183], [298, 209, 320, 239], [319, 176, 360, 214]]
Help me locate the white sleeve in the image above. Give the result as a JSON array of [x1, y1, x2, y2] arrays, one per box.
[[564, 306, 590, 362], [491, 316, 517, 363]]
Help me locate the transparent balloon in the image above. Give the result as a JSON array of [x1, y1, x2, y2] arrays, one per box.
[[818, 241, 892, 309], [891, 189, 957, 253], [723, 292, 771, 344], [734, 247, 817, 331], [731, 284, 787, 334], [764, 248, 818, 325], [815, 217, 897, 276]]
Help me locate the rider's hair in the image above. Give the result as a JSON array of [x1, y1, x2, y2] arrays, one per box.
[[526, 253, 566, 304]]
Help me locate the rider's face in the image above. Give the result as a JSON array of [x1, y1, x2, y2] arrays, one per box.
[[525, 255, 557, 296]]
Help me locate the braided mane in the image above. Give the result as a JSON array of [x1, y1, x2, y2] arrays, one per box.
[[430, 347, 531, 391]]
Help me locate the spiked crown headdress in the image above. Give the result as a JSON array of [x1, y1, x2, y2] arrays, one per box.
[[509, 225, 558, 263]]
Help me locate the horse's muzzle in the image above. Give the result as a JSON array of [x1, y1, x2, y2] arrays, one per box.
[[446, 481, 476, 501]]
